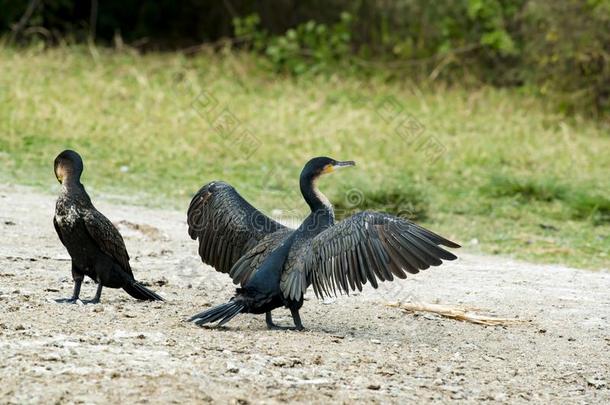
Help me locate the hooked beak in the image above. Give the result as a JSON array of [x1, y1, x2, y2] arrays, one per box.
[[322, 160, 356, 174], [334, 160, 356, 169]]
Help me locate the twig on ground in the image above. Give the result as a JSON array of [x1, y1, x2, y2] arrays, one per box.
[[387, 301, 526, 326]]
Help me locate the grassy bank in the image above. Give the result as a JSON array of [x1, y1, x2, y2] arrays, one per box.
[[0, 46, 608, 269]]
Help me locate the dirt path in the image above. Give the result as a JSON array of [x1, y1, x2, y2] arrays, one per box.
[[0, 183, 608, 404]]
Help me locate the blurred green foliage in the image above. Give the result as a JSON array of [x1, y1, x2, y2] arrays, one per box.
[[1, 0, 608, 116], [332, 185, 430, 222], [1, 47, 608, 268], [234, 12, 353, 75], [482, 175, 610, 225]]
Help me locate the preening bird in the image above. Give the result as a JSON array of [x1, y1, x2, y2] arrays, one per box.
[[187, 157, 459, 330], [53, 150, 163, 304]]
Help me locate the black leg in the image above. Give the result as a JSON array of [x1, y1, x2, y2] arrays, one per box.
[[265, 309, 305, 331], [84, 283, 103, 304], [55, 274, 83, 304], [290, 307, 305, 331], [265, 311, 276, 329], [265, 311, 288, 330]]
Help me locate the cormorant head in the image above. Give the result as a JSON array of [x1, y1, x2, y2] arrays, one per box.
[[300, 157, 356, 181], [301, 156, 356, 185], [299, 157, 356, 211], [54, 150, 84, 184]]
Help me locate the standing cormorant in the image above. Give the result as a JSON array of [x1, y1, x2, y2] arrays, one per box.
[[53, 150, 163, 303], [187, 157, 459, 330]]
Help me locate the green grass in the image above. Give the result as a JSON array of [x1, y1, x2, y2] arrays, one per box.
[[0, 45, 608, 269], [482, 175, 610, 224]]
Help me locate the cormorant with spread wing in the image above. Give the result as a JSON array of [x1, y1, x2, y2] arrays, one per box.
[[53, 150, 163, 303], [187, 157, 459, 330]]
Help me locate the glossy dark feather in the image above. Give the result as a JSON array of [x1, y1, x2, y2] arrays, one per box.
[[230, 228, 293, 285], [53, 217, 65, 245], [82, 209, 132, 277], [187, 181, 289, 276], [301, 211, 460, 299]]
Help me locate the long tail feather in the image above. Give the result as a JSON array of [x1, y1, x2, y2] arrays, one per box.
[[188, 301, 245, 327], [123, 281, 164, 301]]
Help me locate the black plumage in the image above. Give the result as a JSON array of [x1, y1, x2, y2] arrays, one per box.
[[188, 157, 459, 330], [53, 150, 163, 304]]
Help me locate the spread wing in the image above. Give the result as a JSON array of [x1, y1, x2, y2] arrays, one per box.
[[302, 211, 460, 300], [187, 181, 290, 275], [82, 208, 132, 275]]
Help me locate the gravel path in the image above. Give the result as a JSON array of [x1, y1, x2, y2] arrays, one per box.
[[0, 184, 608, 404]]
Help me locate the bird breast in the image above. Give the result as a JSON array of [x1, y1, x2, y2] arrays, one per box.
[[55, 204, 80, 227]]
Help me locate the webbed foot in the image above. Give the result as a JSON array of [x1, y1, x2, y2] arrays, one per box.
[[55, 297, 80, 304], [266, 311, 305, 331], [83, 298, 100, 305]]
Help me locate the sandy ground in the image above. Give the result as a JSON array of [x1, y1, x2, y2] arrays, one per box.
[[0, 183, 608, 404]]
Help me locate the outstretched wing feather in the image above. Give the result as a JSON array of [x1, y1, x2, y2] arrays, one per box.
[[299, 211, 459, 300], [187, 181, 289, 276]]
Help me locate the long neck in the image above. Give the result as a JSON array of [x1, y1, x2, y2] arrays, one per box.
[[61, 171, 89, 203], [300, 174, 331, 212], [63, 171, 83, 190]]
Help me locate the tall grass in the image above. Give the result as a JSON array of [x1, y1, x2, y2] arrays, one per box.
[[482, 175, 610, 224], [0, 45, 608, 268]]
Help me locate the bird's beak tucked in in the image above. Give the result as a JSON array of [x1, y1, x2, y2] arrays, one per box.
[[55, 165, 64, 184]]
